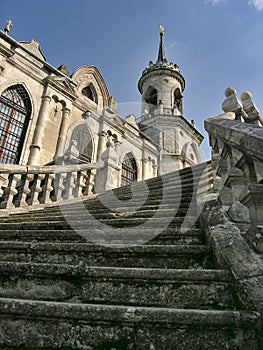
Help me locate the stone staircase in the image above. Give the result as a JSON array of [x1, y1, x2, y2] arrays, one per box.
[[0, 163, 260, 349]]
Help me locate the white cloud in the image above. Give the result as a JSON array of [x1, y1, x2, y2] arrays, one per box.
[[248, 0, 263, 10], [206, 0, 263, 10], [205, 0, 224, 4]]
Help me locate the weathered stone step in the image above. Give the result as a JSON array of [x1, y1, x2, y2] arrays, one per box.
[[99, 186, 196, 202], [110, 163, 209, 192], [49, 192, 196, 213], [0, 200, 196, 223], [110, 178, 196, 197], [0, 262, 239, 310], [0, 215, 199, 231], [0, 242, 214, 268], [0, 227, 204, 245], [1, 206, 196, 224], [0, 298, 259, 350]]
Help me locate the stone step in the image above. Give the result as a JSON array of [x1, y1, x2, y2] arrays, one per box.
[[0, 262, 239, 310], [1, 199, 197, 223], [110, 163, 209, 192], [0, 298, 259, 349], [50, 192, 196, 213], [0, 215, 199, 231], [1, 206, 197, 224], [0, 242, 214, 269], [110, 179, 195, 197], [99, 186, 196, 202], [0, 227, 204, 245]]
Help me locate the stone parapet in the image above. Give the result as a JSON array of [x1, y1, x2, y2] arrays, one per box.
[[0, 161, 103, 212], [205, 112, 263, 252]]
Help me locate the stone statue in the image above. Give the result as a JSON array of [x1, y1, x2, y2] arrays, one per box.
[[4, 19, 13, 34]]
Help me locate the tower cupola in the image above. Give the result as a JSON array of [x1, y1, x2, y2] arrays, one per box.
[[138, 25, 185, 117]]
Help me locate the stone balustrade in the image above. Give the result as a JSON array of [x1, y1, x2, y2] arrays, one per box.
[[0, 162, 100, 210], [205, 112, 263, 253]]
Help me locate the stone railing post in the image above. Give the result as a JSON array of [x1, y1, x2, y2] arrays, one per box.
[[94, 138, 120, 193]]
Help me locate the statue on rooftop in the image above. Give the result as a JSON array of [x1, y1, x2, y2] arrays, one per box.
[[4, 19, 13, 34]]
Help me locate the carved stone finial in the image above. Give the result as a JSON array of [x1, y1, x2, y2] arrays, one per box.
[[240, 91, 262, 126], [4, 19, 13, 34], [222, 87, 242, 113]]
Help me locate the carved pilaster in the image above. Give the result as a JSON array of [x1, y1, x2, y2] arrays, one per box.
[[28, 91, 51, 165], [55, 107, 71, 158]]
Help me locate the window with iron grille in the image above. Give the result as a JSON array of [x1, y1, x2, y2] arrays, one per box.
[[0, 85, 31, 164], [121, 153, 137, 186]]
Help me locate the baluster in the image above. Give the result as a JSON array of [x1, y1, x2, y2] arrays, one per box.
[[55, 172, 67, 201], [77, 170, 87, 197], [64, 171, 77, 200], [41, 173, 55, 204], [29, 174, 45, 206], [86, 169, 96, 195], [1, 174, 21, 209], [19, 173, 34, 207], [0, 173, 9, 198]]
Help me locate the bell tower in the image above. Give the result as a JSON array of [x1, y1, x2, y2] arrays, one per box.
[[138, 25, 203, 174]]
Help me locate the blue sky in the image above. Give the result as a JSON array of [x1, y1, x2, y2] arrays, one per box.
[[0, 0, 262, 160]]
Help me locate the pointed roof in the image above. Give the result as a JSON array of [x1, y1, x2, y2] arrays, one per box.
[[138, 25, 185, 93]]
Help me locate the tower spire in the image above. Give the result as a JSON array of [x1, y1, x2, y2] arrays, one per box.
[[157, 24, 167, 63]]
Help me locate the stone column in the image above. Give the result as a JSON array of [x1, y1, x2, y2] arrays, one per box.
[[55, 107, 71, 158], [28, 88, 51, 165], [141, 158, 148, 180], [96, 130, 107, 161]]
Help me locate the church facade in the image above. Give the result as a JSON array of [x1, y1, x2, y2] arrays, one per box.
[[0, 27, 203, 189]]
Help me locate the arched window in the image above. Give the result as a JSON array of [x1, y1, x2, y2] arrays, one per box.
[[174, 88, 183, 114], [121, 153, 137, 186], [0, 85, 31, 164], [81, 84, 98, 104], [70, 124, 93, 163], [145, 86, 158, 115]]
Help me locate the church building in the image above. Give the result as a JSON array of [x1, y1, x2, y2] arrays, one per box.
[[0, 25, 203, 189]]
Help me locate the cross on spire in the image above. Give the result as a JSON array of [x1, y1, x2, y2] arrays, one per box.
[[157, 24, 167, 63]]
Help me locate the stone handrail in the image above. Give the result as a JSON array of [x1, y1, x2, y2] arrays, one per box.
[[0, 162, 103, 210], [205, 112, 263, 253]]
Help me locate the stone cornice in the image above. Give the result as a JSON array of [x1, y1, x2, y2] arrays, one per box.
[[138, 66, 185, 93], [45, 76, 77, 100], [139, 114, 204, 143]]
